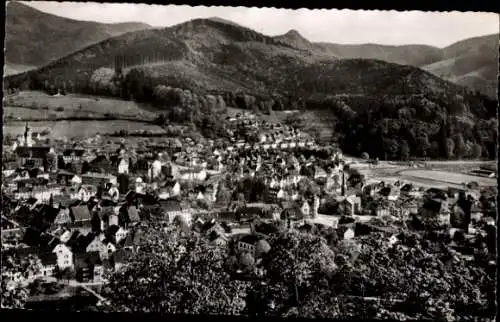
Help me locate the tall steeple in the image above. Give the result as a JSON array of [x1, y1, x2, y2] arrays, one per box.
[[24, 122, 29, 146], [341, 170, 345, 197]]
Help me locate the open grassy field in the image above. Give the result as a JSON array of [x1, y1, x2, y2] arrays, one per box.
[[3, 91, 158, 121], [3, 120, 165, 139], [355, 160, 497, 189], [399, 169, 497, 187]]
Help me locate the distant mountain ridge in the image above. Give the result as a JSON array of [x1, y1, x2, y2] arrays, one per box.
[[276, 22, 497, 98], [5, 3, 497, 96], [422, 33, 499, 98], [270, 28, 498, 97], [4, 1, 152, 76], [5, 16, 496, 101]]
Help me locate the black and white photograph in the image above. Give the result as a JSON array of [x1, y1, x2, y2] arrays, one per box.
[[1, 1, 498, 320]]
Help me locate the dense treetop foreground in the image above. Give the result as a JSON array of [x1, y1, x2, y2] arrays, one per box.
[[97, 222, 495, 320]]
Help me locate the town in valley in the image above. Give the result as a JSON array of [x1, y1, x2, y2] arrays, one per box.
[[2, 2, 498, 320]]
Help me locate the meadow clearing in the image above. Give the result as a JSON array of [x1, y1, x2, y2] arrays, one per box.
[[354, 159, 497, 189], [3, 91, 158, 121], [399, 169, 497, 187], [3, 120, 166, 139]]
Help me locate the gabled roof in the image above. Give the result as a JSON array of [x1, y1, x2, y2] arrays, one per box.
[[208, 230, 227, 243], [39, 252, 58, 266], [113, 249, 127, 263], [138, 193, 160, 206], [127, 206, 140, 222], [75, 251, 101, 268], [70, 205, 92, 222], [15, 146, 51, 158], [255, 239, 271, 253], [400, 183, 415, 192], [23, 227, 42, 246], [89, 155, 112, 166], [99, 206, 115, 219], [239, 234, 261, 245], [26, 197, 38, 205], [100, 198, 117, 208], [337, 225, 355, 237], [159, 198, 182, 212], [281, 205, 304, 220], [63, 149, 85, 157], [422, 199, 443, 213], [107, 225, 120, 237]]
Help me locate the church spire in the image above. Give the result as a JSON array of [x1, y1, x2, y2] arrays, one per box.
[[341, 170, 345, 197], [24, 122, 30, 146]]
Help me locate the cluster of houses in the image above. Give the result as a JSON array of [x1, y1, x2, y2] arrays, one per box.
[[2, 118, 497, 287], [225, 112, 317, 150]]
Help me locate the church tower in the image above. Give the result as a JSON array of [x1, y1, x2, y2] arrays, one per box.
[[312, 194, 320, 218], [24, 122, 29, 146], [341, 170, 346, 197], [24, 122, 33, 147]]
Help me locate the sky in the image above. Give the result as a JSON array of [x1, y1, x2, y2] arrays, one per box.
[[19, 1, 500, 47]]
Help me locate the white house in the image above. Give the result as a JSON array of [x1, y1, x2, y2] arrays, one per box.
[[115, 227, 129, 244], [71, 175, 82, 186], [301, 201, 310, 217], [86, 236, 107, 260], [52, 244, 73, 270], [108, 185, 120, 201], [312, 195, 320, 217], [171, 182, 181, 197], [106, 242, 117, 257], [167, 208, 193, 226], [109, 213, 120, 227], [269, 178, 279, 189], [77, 186, 93, 202], [14, 190, 32, 200], [54, 209, 72, 226], [118, 159, 129, 174], [33, 187, 62, 202], [152, 160, 162, 179], [59, 230, 72, 244], [388, 234, 399, 247], [158, 189, 171, 200], [277, 189, 287, 200], [342, 227, 355, 240], [346, 195, 362, 215], [39, 253, 58, 277], [93, 264, 104, 283], [135, 177, 145, 194], [179, 168, 207, 181]]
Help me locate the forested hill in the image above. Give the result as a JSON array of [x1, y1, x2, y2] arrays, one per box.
[[422, 33, 499, 98], [4, 1, 151, 76], [4, 18, 498, 160], [5, 3, 497, 96]]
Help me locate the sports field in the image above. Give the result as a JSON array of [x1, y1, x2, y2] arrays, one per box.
[[399, 169, 497, 187]]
